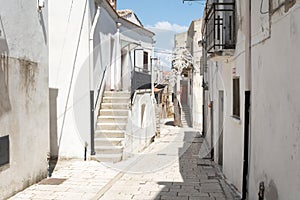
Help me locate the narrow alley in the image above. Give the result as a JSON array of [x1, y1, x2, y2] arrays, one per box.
[[9, 110, 239, 200], [2, 0, 300, 199]]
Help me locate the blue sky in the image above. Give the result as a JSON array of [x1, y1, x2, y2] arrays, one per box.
[[118, 0, 205, 69], [117, 0, 204, 28]]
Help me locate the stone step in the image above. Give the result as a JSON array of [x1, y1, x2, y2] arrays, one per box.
[[94, 91, 131, 163], [101, 103, 129, 109], [94, 138, 124, 146], [102, 97, 130, 103], [99, 109, 128, 116], [104, 91, 130, 97], [95, 146, 123, 154], [97, 116, 128, 123], [96, 122, 127, 130], [95, 130, 125, 138], [92, 154, 122, 163]]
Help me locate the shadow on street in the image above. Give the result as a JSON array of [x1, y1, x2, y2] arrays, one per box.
[[153, 131, 238, 200]]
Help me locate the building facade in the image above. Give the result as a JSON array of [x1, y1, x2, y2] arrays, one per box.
[[202, 0, 300, 199], [49, 0, 156, 160], [173, 19, 203, 130], [0, 0, 49, 199]]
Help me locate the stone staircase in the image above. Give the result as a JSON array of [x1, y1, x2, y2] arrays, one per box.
[[181, 104, 192, 127], [94, 91, 130, 163]]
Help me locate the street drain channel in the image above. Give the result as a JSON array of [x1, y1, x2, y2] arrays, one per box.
[[39, 178, 67, 185]]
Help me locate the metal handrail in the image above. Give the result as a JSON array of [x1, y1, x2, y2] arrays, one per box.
[[94, 65, 109, 110], [91, 64, 109, 155]]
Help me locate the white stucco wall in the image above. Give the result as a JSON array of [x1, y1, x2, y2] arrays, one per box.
[[206, 58, 244, 193], [191, 19, 203, 130], [49, 0, 93, 159], [0, 0, 49, 199], [205, 0, 300, 198], [124, 93, 156, 158], [205, 0, 248, 191], [248, 1, 300, 199], [49, 0, 154, 159], [174, 32, 187, 49]]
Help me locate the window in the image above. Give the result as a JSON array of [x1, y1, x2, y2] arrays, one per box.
[[0, 135, 9, 167], [232, 77, 240, 118], [143, 51, 148, 72]]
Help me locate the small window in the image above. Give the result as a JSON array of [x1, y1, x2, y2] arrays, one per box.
[[143, 52, 148, 72], [232, 77, 240, 118], [0, 135, 9, 167]]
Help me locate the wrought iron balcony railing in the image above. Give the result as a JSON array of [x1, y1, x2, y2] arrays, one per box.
[[204, 1, 236, 53]]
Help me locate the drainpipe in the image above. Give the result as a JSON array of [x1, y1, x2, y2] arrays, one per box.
[[151, 46, 155, 97], [242, 0, 251, 199], [115, 22, 122, 90], [210, 100, 214, 160], [200, 39, 207, 137], [89, 6, 101, 156], [245, 1, 252, 92]]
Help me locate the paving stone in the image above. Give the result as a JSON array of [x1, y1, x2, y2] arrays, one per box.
[[132, 195, 155, 200], [161, 196, 188, 200], [158, 191, 178, 196], [189, 197, 215, 200], [189, 192, 210, 197], [210, 192, 226, 198], [9, 121, 239, 200]]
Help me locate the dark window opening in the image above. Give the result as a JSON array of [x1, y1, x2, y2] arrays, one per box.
[[143, 51, 148, 72], [0, 135, 9, 167], [232, 77, 240, 118]]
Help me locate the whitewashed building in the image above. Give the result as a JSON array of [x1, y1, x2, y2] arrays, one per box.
[[173, 19, 203, 129], [49, 0, 156, 161], [202, 0, 300, 199], [0, 0, 49, 199], [187, 19, 203, 130]]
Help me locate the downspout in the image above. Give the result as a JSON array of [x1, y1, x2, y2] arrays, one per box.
[[89, 6, 101, 156], [115, 23, 121, 90], [151, 46, 155, 97], [242, 0, 251, 199], [245, 1, 252, 91], [201, 39, 207, 137]]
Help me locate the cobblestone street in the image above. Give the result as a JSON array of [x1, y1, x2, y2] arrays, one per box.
[[98, 120, 239, 200], [9, 119, 239, 200]]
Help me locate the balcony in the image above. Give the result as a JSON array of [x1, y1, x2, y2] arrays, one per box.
[[131, 66, 151, 98], [204, 1, 236, 54]]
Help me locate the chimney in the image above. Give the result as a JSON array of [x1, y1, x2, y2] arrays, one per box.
[[109, 0, 116, 10]]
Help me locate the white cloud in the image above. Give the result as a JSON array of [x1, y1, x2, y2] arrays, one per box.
[[146, 21, 188, 33], [145, 21, 188, 70]]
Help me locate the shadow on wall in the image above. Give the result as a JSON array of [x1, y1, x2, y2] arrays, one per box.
[[38, 12, 47, 45], [0, 16, 11, 118], [49, 88, 58, 174], [0, 55, 11, 118], [265, 179, 279, 200]]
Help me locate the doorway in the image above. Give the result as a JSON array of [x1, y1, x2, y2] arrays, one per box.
[[218, 91, 224, 166], [180, 79, 188, 105]]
